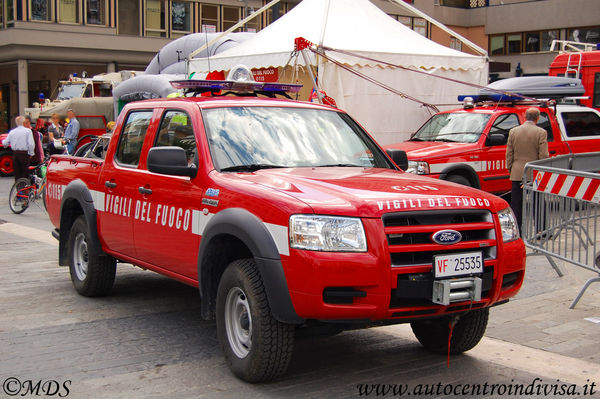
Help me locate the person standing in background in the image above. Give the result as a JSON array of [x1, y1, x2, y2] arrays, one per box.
[[64, 109, 80, 155], [47, 113, 65, 155], [2, 116, 35, 181], [24, 115, 44, 165], [506, 107, 549, 231]]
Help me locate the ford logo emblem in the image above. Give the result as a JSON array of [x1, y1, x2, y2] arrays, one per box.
[[432, 229, 462, 245]]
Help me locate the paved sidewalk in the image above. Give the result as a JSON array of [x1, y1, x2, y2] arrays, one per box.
[[487, 252, 600, 364]]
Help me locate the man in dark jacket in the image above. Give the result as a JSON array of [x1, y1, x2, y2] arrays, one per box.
[[24, 116, 44, 166]]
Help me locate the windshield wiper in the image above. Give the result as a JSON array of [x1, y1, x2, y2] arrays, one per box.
[[409, 137, 424, 141], [317, 163, 364, 167], [220, 164, 288, 172], [432, 138, 459, 142]]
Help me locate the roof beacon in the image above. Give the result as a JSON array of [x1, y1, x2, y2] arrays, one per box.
[[463, 96, 475, 109], [171, 65, 302, 98], [227, 65, 255, 82]]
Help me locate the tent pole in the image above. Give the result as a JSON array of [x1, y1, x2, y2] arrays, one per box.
[[300, 49, 323, 104], [387, 0, 488, 58], [188, 0, 282, 60]]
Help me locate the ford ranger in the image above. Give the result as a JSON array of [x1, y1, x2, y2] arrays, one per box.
[[46, 80, 525, 382], [386, 78, 600, 196]]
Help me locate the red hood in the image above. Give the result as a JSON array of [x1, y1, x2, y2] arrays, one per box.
[[385, 141, 478, 160], [233, 167, 508, 218]]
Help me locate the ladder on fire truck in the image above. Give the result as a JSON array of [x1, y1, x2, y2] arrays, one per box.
[[550, 39, 597, 79]]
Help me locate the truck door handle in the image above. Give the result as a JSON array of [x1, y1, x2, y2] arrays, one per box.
[[550, 150, 557, 155], [105, 181, 117, 188], [138, 186, 152, 195]]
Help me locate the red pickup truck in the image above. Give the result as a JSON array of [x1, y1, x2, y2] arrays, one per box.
[[45, 81, 525, 382], [386, 103, 600, 196]]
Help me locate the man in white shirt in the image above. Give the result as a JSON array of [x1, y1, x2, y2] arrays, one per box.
[[2, 116, 35, 181]]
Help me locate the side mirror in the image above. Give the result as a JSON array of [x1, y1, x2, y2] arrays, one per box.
[[486, 133, 507, 147], [147, 146, 197, 178], [386, 149, 409, 171]]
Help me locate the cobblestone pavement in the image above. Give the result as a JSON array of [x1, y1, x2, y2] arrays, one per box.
[[0, 177, 599, 398]]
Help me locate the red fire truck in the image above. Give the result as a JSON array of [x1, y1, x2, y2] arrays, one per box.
[[548, 41, 600, 112], [386, 77, 600, 196], [45, 74, 525, 382]]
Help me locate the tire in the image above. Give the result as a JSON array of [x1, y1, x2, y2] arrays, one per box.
[[8, 178, 31, 214], [410, 308, 489, 355], [67, 215, 116, 297], [73, 142, 94, 157], [41, 184, 47, 211], [0, 150, 14, 177], [446, 174, 472, 187], [216, 258, 295, 382], [74, 135, 98, 155]]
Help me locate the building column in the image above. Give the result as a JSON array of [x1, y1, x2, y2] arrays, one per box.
[[107, 62, 117, 73], [17, 59, 28, 116]]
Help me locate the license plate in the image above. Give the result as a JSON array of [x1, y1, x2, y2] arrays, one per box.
[[433, 251, 483, 278]]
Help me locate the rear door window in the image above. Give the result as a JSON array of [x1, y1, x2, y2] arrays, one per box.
[[153, 110, 199, 167], [561, 111, 600, 138], [537, 112, 554, 142], [115, 111, 153, 167]]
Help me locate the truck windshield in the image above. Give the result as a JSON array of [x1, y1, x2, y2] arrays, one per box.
[[202, 107, 394, 171], [411, 113, 491, 143], [57, 83, 86, 100]]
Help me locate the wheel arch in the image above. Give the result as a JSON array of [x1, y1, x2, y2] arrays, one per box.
[[58, 180, 105, 266], [197, 208, 303, 324], [439, 165, 481, 189]]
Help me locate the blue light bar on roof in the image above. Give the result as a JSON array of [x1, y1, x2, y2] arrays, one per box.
[[170, 80, 302, 93]]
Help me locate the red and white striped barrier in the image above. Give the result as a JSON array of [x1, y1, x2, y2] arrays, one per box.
[[533, 170, 600, 202]]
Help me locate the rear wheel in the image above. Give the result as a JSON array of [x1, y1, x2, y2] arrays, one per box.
[[0, 150, 13, 176], [446, 174, 472, 187], [67, 216, 116, 296], [216, 258, 295, 382], [74, 135, 98, 156], [410, 308, 489, 354], [41, 184, 47, 211], [9, 178, 31, 214]]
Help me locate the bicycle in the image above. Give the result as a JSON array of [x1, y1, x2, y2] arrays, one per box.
[[8, 160, 48, 214]]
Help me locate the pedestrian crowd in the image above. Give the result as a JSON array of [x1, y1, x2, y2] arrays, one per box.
[[2, 109, 83, 182]]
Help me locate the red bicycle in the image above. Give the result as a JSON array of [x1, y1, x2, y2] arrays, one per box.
[[8, 161, 48, 214]]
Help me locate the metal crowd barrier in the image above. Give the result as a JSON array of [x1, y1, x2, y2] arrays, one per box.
[[522, 152, 600, 309]]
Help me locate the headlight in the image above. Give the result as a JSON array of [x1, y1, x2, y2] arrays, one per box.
[[406, 160, 430, 175], [497, 207, 519, 242], [289, 215, 367, 252]]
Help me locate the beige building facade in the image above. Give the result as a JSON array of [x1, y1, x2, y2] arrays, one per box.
[[1, 0, 598, 131], [405, 0, 599, 79]]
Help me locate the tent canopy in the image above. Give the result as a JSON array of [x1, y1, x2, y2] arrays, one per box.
[[187, 0, 486, 73], [187, 0, 488, 145]]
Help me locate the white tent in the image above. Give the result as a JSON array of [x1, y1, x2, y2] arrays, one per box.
[[188, 0, 488, 145]]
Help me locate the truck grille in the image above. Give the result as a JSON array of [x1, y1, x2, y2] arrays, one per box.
[[382, 210, 497, 268]]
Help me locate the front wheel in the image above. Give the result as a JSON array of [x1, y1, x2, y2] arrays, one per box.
[[9, 178, 31, 214], [216, 259, 295, 382], [67, 215, 116, 296], [410, 307, 489, 354], [446, 174, 472, 187]]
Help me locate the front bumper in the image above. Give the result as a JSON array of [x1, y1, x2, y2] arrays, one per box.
[[282, 213, 526, 321]]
